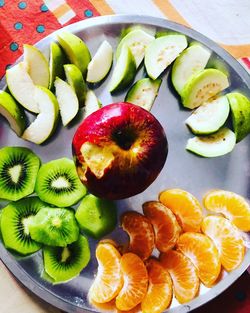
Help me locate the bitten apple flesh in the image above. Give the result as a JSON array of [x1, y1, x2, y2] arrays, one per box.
[[72, 102, 168, 200]]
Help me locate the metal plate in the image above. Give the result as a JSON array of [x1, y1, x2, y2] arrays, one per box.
[[0, 15, 250, 313]]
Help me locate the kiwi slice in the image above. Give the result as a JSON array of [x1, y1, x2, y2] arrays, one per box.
[[43, 234, 90, 283], [35, 158, 87, 207], [1, 197, 45, 255], [0, 146, 40, 201]]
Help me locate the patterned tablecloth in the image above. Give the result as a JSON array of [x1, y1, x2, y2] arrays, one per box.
[[0, 1, 249, 312]]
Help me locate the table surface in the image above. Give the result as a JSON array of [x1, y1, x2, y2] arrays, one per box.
[[0, 1, 249, 312]]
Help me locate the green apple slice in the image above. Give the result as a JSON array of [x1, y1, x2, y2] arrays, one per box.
[[49, 42, 66, 90], [119, 25, 155, 41], [0, 90, 26, 136], [22, 87, 59, 144], [116, 29, 155, 68], [182, 69, 229, 109], [145, 35, 188, 79], [186, 96, 230, 135], [54, 77, 79, 126], [64, 64, 87, 107], [125, 77, 162, 111], [23, 44, 50, 88], [6, 62, 39, 113], [109, 45, 136, 94], [186, 127, 236, 157], [57, 31, 91, 77], [86, 40, 113, 84], [227, 92, 250, 142], [172, 43, 211, 95], [83, 90, 101, 118]]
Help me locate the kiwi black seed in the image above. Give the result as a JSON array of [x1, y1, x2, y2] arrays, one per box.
[[1, 197, 46, 255], [35, 158, 86, 207], [43, 234, 90, 283], [0, 146, 40, 201]]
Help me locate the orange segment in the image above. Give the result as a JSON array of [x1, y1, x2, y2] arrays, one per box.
[[89, 243, 123, 303], [160, 250, 199, 304], [141, 258, 172, 313], [203, 190, 250, 231], [201, 215, 245, 272], [177, 232, 221, 287], [121, 211, 155, 260], [143, 201, 181, 252], [116, 253, 148, 311], [159, 189, 203, 232]]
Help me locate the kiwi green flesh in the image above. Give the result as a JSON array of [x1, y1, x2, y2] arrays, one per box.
[[1, 197, 45, 255], [0, 146, 40, 201], [43, 235, 90, 283], [35, 158, 86, 207]]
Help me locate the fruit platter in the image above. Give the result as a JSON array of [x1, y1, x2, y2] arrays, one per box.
[[0, 14, 250, 313]]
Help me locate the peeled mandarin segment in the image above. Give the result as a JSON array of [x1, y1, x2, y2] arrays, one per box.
[[121, 211, 155, 260], [159, 188, 203, 232], [201, 215, 245, 272], [143, 201, 181, 252], [177, 232, 221, 287], [116, 253, 148, 311], [160, 250, 199, 304], [141, 258, 172, 313], [203, 190, 250, 231], [89, 243, 123, 303]]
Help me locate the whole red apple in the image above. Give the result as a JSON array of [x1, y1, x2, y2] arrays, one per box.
[[72, 102, 168, 199]]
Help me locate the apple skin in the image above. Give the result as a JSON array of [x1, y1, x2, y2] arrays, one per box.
[[72, 102, 168, 200]]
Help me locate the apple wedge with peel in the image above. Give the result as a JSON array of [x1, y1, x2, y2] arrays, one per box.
[[49, 42, 66, 90], [83, 90, 101, 119], [22, 86, 59, 144]]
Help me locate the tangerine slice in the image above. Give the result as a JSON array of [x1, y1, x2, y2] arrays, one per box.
[[121, 211, 155, 260], [89, 243, 123, 303], [177, 232, 221, 287], [141, 258, 172, 313], [116, 253, 148, 311], [159, 189, 203, 232], [160, 250, 199, 304], [201, 215, 245, 272], [143, 201, 181, 252], [203, 190, 250, 231]]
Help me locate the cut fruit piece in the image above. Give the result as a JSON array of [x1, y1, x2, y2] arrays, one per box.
[[49, 42, 66, 90], [23, 44, 50, 88], [203, 190, 250, 232], [6, 62, 39, 113], [171, 43, 211, 95], [121, 211, 154, 260], [201, 215, 245, 272], [89, 243, 122, 303], [181, 69, 229, 109], [185, 96, 230, 135], [159, 188, 203, 232], [116, 253, 148, 311], [87, 40, 113, 83], [116, 29, 155, 68], [83, 90, 101, 118], [109, 45, 136, 93], [177, 232, 221, 287], [141, 258, 172, 313], [160, 250, 199, 304], [119, 25, 155, 42], [22, 86, 59, 144], [1, 197, 45, 255], [226, 92, 250, 142], [0, 90, 26, 136], [0, 146, 40, 201], [54, 77, 79, 126], [57, 31, 91, 77], [75, 194, 117, 239], [186, 127, 236, 158], [145, 35, 187, 79], [43, 234, 90, 283], [28, 207, 79, 247], [125, 78, 161, 111], [35, 158, 87, 207], [143, 201, 181, 252]]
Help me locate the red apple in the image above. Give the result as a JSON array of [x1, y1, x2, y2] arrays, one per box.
[[72, 102, 168, 199]]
